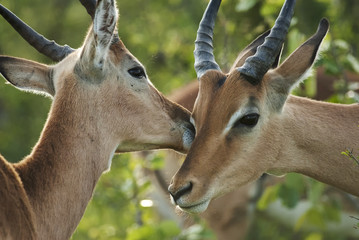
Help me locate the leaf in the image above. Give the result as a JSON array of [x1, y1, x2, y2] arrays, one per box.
[[307, 208, 326, 229], [295, 211, 307, 231], [278, 184, 300, 209], [148, 154, 165, 170], [257, 185, 279, 210], [295, 207, 326, 231], [341, 151, 349, 157], [347, 54, 359, 73], [158, 221, 181, 238], [126, 225, 156, 240], [284, 173, 305, 192], [235, 0, 258, 12], [308, 180, 325, 205], [322, 203, 341, 222], [305, 232, 323, 240]]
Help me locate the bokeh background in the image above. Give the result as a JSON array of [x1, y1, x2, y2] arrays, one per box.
[[0, 0, 358, 239]]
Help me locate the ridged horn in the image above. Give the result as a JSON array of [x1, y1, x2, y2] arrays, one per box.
[[237, 0, 296, 84], [194, 0, 222, 79], [0, 4, 74, 62]]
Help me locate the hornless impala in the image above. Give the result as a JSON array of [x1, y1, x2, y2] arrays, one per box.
[[168, 0, 359, 214], [0, 0, 194, 239]]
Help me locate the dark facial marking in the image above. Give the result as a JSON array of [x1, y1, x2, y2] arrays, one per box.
[[216, 76, 227, 88]]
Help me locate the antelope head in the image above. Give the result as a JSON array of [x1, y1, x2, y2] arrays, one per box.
[[169, 0, 329, 213], [0, 0, 194, 157]]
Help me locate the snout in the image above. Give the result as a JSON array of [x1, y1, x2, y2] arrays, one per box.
[[167, 101, 195, 153], [168, 174, 212, 214]]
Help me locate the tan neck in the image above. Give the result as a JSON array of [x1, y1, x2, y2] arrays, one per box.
[[14, 103, 116, 239], [269, 95, 359, 196]]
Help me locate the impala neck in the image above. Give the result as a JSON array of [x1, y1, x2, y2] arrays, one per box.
[[269, 95, 359, 196], [14, 97, 116, 239]]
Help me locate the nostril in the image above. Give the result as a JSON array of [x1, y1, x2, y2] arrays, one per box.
[[168, 181, 193, 203]]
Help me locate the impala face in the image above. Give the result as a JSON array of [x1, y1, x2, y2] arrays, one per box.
[[57, 41, 193, 155], [168, 0, 329, 213], [169, 70, 279, 213], [0, 0, 194, 157]]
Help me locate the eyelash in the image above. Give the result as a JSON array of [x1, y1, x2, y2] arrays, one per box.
[[128, 66, 146, 79], [233, 113, 260, 128]]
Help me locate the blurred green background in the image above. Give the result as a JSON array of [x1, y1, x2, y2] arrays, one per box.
[[0, 0, 358, 239]]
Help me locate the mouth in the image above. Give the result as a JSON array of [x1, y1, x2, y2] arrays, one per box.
[[176, 199, 211, 214]]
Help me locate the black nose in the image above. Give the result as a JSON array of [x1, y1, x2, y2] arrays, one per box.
[[168, 182, 193, 203]]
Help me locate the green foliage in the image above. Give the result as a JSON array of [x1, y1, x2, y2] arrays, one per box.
[[305, 233, 323, 240], [255, 173, 347, 240], [258, 173, 306, 210], [126, 221, 181, 240], [177, 224, 216, 240], [71, 153, 214, 240], [342, 148, 359, 166], [1, 0, 358, 239], [257, 184, 280, 210], [350, 216, 359, 229]]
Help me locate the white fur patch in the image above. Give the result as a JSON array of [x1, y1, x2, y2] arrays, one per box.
[[104, 148, 116, 173], [190, 117, 196, 129], [223, 109, 244, 135], [222, 107, 259, 135]]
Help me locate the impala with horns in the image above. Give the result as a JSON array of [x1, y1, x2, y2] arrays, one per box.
[[0, 0, 194, 238], [168, 0, 359, 214]]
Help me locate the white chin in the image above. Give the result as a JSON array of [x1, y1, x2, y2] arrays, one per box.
[[177, 199, 210, 214]]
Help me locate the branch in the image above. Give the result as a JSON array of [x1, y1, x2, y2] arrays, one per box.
[[342, 148, 359, 165]]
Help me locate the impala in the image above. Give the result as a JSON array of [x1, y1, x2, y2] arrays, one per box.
[[0, 0, 194, 239], [168, 0, 359, 214], [146, 71, 359, 239]]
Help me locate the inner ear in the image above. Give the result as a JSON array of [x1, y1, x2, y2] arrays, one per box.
[[92, 0, 118, 69], [79, 0, 118, 74], [0, 56, 54, 97], [267, 19, 329, 111], [230, 30, 283, 73], [273, 19, 329, 91], [272, 45, 283, 69], [230, 30, 269, 71]]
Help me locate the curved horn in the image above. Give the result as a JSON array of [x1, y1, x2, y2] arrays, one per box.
[[79, 0, 97, 19], [0, 4, 74, 62], [237, 0, 296, 84], [194, 0, 222, 79]]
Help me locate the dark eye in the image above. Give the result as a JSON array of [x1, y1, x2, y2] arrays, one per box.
[[128, 66, 146, 79], [234, 113, 260, 128]]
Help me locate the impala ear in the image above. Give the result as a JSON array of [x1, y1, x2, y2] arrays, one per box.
[[0, 56, 54, 97], [267, 18, 329, 111], [230, 30, 282, 71], [79, 0, 118, 75]]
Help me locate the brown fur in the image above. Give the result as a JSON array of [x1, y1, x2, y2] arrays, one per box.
[[0, 1, 192, 238], [169, 19, 359, 214], [150, 77, 359, 239], [0, 155, 37, 240]]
